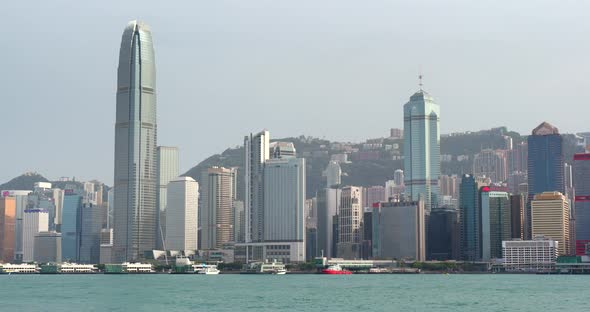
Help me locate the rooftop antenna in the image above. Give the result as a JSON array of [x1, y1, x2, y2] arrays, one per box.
[[418, 74, 424, 91]]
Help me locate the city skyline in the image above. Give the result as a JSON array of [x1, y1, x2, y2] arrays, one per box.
[[2, 1, 590, 184]]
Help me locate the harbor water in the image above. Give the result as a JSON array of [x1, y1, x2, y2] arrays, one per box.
[[0, 274, 587, 311]]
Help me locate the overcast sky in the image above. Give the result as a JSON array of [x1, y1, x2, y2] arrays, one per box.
[[1, 0, 589, 185]]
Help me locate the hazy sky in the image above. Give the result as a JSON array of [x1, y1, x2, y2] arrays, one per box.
[[1, 0, 589, 185]]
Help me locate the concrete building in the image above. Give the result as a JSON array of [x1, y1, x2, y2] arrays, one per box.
[[439, 174, 459, 199], [337, 186, 363, 259], [531, 192, 570, 256], [317, 188, 341, 258], [574, 153, 590, 255], [0, 197, 16, 263], [235, 241, 305, 264], [1, 190, 31, 262], [165, 177, 199, 251], [403, 87, 441, 211], [394, 169, 405, 186], [527, 122, 564, 240], [52, 188, 64, 232], [22, 209, 49, 262], [34, 231, 62, 263], [502, 236, 558, 272], [244, 130, 270, 243], [156, 146, 179, 250], [113, 20, 158, 262], [201, 167, 236, 249], [373, 200, 426, 261], [480, 187, 511, 260]]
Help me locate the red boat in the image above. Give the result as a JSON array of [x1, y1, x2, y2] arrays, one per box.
[[322, 265, 352, 275]]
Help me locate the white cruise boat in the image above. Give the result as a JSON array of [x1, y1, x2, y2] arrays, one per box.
[[197, 265, 220, 275]]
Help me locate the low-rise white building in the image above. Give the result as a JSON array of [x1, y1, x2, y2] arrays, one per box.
[[502, 236, 558, 272]]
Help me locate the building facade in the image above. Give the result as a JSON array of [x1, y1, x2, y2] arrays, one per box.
[[480, 187, 511, 260], [403, 89, 440, 211], [201, 167, 236, 249], [459, 174, 480, 261], [22, 209, 49, 262], [165, 177, 199, 251], [156, 146, 179, 250], [373, 200, 426, 261], [62, 193, 82, 262], [531, 192, 570, 256], [316, 188, 341, 258], [574, 153, 590, 255], [244, 130, 270, 243], [527, 122, 564, 239], [0, 197, 16, 263], [113, 20, 158, 262], [337, 186, 363, 259], [263, 157, 306, 258], [34, 231, 62, 263], [502, 236, 558, 272]]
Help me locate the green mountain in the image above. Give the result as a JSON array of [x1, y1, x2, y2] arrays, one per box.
[[0, 172, 49, 191]]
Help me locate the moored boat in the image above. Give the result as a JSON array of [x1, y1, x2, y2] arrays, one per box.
[[322, 264, 352, 275]]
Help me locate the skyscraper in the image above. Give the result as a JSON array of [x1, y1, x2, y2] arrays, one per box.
[[62, 192, 82, 262], [324, 161, 342, 188], [403, 86, 440, 211], [201, 167, 236, 249], [0, 197, 16, 263], [165, 177, 198, 251], [480, 187, 511, 260], [473, 149, 508, 183], [337, 186, 363, 259], [531, 192, 570, 256], [263, 157, 306, 252], [316, 188, 341, 258], [459, 174, 480, 261], [244, 130, 270, 242], [22, 209, 49, 263], [113, 21, 158, 262], [527, 122, 564, 239], [1, 190, 31, 262], [574, 153, 590, 255], [156, 146, 179, 250]]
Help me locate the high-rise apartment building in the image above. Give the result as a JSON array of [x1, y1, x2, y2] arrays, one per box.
[[531, 192, 570, 256], [201, 167, 236, 249], [244, 130, 270, 243], [373, 200, 426, 261], [459, 174, 480, 261], [574, 153, 590, 255], [439, 174, 459, 198], [263, 157, 306, 251], [113, 20, 158, 262], [22, 209, 49, 262], [480, 187, 511, 260], [510, 142, 528, 173], [394, 169, 405, 186], [527, 122, 564, 240], [337, 186, 363, 259], [165, 177, 198, 251], [403, 88, 440, 211], [156, 146, 179, 249], [0, 197, 16, 263], [363, 186, 385, 208]]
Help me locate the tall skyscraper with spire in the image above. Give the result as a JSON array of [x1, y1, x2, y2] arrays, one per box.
[[403, 78, 441, 211], [113, 21, 158, 262]]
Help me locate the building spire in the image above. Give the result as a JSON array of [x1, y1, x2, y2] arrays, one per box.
[[418, 74, 423, 91]]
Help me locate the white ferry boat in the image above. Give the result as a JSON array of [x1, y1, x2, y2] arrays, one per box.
[[0, 263, 39, 274], [197, 266, 220, 275]]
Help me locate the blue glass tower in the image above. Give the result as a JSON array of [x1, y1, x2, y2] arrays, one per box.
[[459, 174, 480, 261], [526, 122, 564, 239], [62, 193, 81, 262]]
